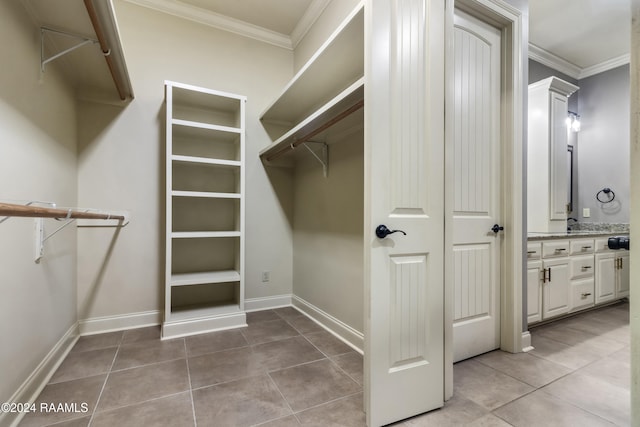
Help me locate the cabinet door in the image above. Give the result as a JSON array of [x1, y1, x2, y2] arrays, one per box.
[[595, 253, 616, 304], [549, 92, 568, 221], [616, 252, 630, 298], [542, 258, 570, 319], [527, 261, 542, 324]]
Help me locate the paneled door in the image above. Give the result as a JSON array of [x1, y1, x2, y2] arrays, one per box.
[[451, 9, 502, 362], [365, 0, 445, 425]]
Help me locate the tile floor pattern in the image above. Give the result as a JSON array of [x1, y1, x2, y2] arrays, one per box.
[[20, 302, 629, 426]]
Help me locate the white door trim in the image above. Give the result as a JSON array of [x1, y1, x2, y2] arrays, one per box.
[[444, 0, 524, 399]]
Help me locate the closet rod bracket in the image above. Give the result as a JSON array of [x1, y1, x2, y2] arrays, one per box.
[[40, 27, 99, 73], [302, 141, 329, 178]]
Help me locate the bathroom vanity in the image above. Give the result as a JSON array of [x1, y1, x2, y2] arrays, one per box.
[[527, 232, 629, 325]]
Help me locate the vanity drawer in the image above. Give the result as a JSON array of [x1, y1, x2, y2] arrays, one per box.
[[570, 255, 594, 279], [595, 238, 611, 252], [542, 240, 570, 258], [569, 278, 595, 312], [570, 239, 594, 255], [527, 242, 542, 260]]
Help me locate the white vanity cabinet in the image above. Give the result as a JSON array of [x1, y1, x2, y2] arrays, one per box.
[[595, 238, 630, 304], [527, 235, 627, 325]]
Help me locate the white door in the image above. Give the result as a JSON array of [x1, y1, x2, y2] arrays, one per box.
[[451, 9, 502, 362], [365, 0, 445, 425]]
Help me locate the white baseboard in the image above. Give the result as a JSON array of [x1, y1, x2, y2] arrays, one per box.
[[521, 331, 533, 352], [161, 312, 247, 340], [245, 294, 293, 312], [292, 295, 364, 354], [1, 323, 79, 427], [78, 310, 162, 336]]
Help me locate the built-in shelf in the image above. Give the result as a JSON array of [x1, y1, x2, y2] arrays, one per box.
[[171, 191, 241, 199], [169, 303, 241, 322], [172, 118, 241, 134], [171, 270, 241, 287], [171, 231, 240, 239], [164, 80, 246, 340], [260, 3, 364, 130], [172, 155, 241, 168]]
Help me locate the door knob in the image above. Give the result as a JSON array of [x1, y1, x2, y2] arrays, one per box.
[[491, 224, 504, 233], [376, 225, 407, 239]]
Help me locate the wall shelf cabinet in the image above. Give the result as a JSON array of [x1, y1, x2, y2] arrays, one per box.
[[163, 80, 246, 339], [527, 77, 578, 233]]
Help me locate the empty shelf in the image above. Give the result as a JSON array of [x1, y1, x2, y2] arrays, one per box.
[[172, 155, 241, 168], [172, 118, 241, 134], [170, 270, 241, 287], [171, 231, 241, 238], [172, 191, 241, 199]]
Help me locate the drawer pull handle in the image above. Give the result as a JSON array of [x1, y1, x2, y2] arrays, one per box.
[[555, 248, 566, 252], [527, 251, 536, 254], [581, 292, 592, 298], [581, 266, 592, 269], [582, 246, 592, 249]]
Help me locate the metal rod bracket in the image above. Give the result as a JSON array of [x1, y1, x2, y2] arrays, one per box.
[[302, 141, 329, 178]]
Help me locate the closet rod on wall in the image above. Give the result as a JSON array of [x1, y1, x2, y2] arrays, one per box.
[[0, 202, 125, 221], [84, 0, 133, 101], [265, 99, 364, 162]]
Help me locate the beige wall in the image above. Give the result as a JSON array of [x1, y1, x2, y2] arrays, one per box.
[[76, 1, 295, 323], [292, 130, 364, 332], [0, 1, 78, 402]]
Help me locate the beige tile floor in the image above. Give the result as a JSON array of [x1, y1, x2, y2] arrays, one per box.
[[20, 302, 629, 426]]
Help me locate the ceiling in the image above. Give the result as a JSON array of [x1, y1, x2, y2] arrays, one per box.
[[157, 0, 633, 78], [529, 0, 630, 77], [19, 0, 631, 101]]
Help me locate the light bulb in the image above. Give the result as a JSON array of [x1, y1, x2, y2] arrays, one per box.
[[571, 118, 581, 132]]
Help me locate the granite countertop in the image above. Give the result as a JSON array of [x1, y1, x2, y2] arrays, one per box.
[[527, 231, 629, 241]]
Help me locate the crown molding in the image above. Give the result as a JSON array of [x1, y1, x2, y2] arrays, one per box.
[[124, 0, 293, 50], [290, 0, 331, 49], [529, 43, 631, 81], [528, 43, 581, 79], [579, 54, 630, 79]]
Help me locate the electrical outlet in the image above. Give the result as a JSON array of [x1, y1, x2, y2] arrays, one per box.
[[583, 208, 591, 218], [261, 271, 270, 283]]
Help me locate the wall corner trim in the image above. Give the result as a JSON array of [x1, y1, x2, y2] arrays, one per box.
[[0, 323, 79, 427]]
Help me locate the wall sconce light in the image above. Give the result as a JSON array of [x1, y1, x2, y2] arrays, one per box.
[[566, 111, 581, 132]]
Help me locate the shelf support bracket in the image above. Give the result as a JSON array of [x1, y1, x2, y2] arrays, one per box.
[[40, 27, 98, 73], [302, 141, 329, 178]]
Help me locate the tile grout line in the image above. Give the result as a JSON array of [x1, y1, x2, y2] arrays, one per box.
[[86, 334, 124, 427], [264, 372, 298, 425], [184, 339, 198, 427]]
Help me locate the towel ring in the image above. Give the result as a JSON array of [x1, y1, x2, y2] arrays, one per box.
[[596, 188, 615, 204]]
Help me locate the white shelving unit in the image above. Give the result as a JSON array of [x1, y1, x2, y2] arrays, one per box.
[[163, 80, 246, 339]]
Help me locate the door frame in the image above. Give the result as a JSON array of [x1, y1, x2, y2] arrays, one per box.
[[444, 0, 524, 398]]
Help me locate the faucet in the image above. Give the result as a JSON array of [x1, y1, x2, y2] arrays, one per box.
[[567, 217, 578, 232]]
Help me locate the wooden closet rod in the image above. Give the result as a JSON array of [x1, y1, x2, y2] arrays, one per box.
[[265, 99, 364, 162], [0, 203, 125, 221], [84, 0, 128, 101]]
